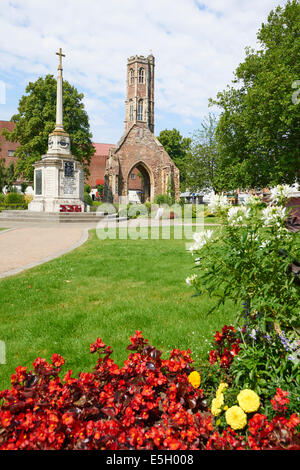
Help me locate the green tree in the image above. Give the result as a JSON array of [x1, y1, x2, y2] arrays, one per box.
[[185, 113, 222, 193], [3, 162, 15, 193], [2, 75, 95, 182], [157, 128, 191, 189], [210, 0, 300, 190]]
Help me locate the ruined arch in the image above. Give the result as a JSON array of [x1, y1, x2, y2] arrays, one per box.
[[127, 160, 153, 203]]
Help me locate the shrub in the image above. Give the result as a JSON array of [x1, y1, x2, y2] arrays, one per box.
[[187, 185, 300, 332], [4, 192, 25, 205], [84, 192, 93, 206], [24, 194, 33, 204], [20, 183, 28, 194], [154, 194, 172, 206], [0, 203, 28, 211]]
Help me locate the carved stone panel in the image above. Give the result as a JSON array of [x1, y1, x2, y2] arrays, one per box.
[[64, 161, 74, 178], [35, 169, 42, 196]]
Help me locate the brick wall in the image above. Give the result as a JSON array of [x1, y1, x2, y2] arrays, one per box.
[[86, 142, 116, 188], [0, 121, 19, 168], [127, 167, 143, 190]]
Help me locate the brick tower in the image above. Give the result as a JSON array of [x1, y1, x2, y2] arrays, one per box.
[[104, 53, 180, 204], [124, 54, 155, 133]]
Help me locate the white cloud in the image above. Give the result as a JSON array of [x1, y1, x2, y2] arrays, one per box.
[[0, 0, 287, 142]]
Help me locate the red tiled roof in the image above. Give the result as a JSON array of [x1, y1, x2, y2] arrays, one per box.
[[0, 120, 16, 131], [93, 143, 116, 155]]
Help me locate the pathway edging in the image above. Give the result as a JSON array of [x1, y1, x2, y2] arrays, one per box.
[[0, 228, 90, 280]]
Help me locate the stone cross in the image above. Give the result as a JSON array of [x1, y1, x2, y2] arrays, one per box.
[[56, 48, 65, 70], [55, 48, 65, 129]]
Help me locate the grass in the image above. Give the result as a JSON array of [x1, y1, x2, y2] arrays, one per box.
[[0, 226, 235, 390]]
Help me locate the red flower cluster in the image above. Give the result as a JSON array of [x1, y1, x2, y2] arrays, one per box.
[[247, 412, 300, 450], [0, 332, 210, 450], [208, 325, 241, 369], [0, 332, 299, 450], [271, 388, 290, 413], [206, 428, 247, 450], [206, 411, 300, 450]]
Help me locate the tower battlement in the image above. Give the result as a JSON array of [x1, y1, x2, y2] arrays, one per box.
[[127, 54, 154, 65]]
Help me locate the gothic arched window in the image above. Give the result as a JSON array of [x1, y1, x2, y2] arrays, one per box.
[[129, 103, 134, 121], [129, 68, 134, 85], [138, 67, 145, 84], [138, 100, 143, 121]]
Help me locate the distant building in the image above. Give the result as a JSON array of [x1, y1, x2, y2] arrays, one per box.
[[0, 121, 19, 166], [0, 121, 23, 189], [87, 142, 115, 188]]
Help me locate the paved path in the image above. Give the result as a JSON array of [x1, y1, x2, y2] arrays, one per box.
[[0, 217, 220, 279], [0, 226, 89, 279]]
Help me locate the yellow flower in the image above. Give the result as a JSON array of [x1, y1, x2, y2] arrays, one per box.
[[211, 393, 224, 416], [211, 398, 222, 416], [225, 406, 247, 430], [216, 382, 228, 397], [237, 389, 260, 413], [188, 371, 201, 388]]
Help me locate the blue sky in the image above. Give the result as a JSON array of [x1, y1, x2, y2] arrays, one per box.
[[0, 0, 287, 144]]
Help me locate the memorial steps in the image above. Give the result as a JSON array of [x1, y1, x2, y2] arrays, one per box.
[[0, 210, 128, 224]]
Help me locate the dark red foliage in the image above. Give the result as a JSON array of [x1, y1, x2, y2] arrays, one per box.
[[247, 412, 300, 450]]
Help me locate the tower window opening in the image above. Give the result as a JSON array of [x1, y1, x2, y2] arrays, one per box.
[[138, 100, 143, 121], [129, 68, 134, 85], [138, 67, 145, 84], [129, 103, 134, 121]]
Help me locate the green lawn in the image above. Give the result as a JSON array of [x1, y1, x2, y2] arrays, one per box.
[[0, 226, 235, 390]]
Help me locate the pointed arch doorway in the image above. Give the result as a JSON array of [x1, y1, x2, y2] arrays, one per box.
[[127, 161, 153, 203]]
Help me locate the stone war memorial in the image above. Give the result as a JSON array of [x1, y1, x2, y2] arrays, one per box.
[[28, 49, 85, 213]]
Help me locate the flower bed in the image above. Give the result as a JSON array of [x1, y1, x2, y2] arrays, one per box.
[[0, 330, 299, 450]]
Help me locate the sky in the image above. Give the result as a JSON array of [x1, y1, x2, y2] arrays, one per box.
[[0, 0, 288, 144]]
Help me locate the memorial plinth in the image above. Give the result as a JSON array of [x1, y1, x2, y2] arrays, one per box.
[[29, 151, 85, 213]]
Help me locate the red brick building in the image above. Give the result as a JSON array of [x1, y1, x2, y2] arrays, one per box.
[[0, 121, 19, 168], [87, 142, 116, 188]]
